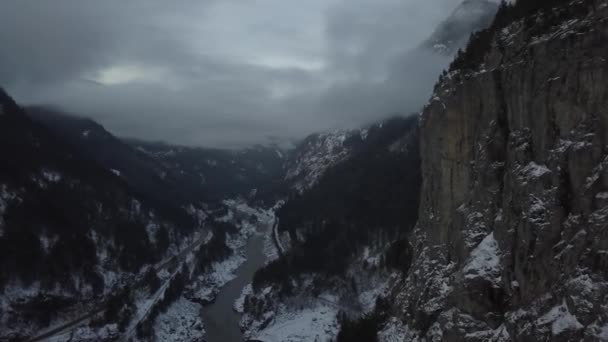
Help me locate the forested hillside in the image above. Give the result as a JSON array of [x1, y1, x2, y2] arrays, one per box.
[[255, 116, 421, 288], [0, 87, 199, 339]]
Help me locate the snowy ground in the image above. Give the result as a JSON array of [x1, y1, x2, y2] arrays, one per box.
[[252, 305, 340, 342], [153, 297, 205, 342], [234, 284, 254, 313], [188, 250, 247, 303], [239, 240, 398, 342], [0, 281, 99, 340]]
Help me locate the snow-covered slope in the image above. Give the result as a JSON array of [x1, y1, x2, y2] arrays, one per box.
[[283, 119, 406, 193], [283, 129, 359, 193], [0, 88, 207, 340]]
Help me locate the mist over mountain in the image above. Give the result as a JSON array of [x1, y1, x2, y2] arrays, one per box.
[[0, 0, 489, 148]]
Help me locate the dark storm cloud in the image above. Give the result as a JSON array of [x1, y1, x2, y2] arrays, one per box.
[[0, 0, 464, 147]]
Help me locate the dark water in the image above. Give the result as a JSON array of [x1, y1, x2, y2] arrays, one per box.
[[201, 227, 268, 342]]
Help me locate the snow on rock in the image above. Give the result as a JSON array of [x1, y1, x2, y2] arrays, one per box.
[[378, 317, 412, 342], [463, 232, 501, 283], [521, 161, 551, 178], [596, 192, 608, 200], [457, 204, 489, 248], [42, 170, 62, 183], [464, 324, 511, 341], [396, 242, 456, 316], [516, 161, 551, 185], [234, 284, 253, 313], [536, 299, 583, 336], [589, 322, 608, 340], [355, 268, 391, 313], [284, 130, 354, 192]]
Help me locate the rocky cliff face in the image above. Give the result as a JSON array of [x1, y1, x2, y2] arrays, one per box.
[[389, 1, 608, 341]]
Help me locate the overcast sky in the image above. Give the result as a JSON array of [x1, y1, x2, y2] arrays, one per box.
[[0, 0, 466, 148]]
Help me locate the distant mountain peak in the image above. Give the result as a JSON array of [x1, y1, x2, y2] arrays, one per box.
[[422, 0, 499, 55]]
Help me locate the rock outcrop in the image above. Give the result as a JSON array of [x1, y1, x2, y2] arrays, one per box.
[[389, 1, 608, 341]]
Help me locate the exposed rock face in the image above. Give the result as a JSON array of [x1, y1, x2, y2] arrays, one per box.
[[391, 1, 608, 341], [283, 129, 358, 193]]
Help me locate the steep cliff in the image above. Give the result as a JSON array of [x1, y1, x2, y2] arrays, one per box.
[[389, 1, 608, 341]]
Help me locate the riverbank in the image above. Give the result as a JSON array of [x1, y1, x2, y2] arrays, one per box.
[[200, 199, 276, 341], [151, 199, 276, 341]]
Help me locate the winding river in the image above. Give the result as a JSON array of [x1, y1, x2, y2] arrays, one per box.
[[201, 223, 269, 342]]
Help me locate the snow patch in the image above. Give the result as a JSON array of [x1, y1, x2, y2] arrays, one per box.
[[589, 322, 608, 340], [463, 233, 501, 283], [42, 170, 62, 183], [596, 192, 608, 200], [536, 300, 583, 336], [378, 317, 412, 342], [520, 161, 551, 180], [234, 284, 253, 313]]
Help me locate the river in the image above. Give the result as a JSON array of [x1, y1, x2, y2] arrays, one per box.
[[201, 223, 269, 342]]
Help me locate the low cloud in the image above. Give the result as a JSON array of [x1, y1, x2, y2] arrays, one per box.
[[0, 0, 463, 148]]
